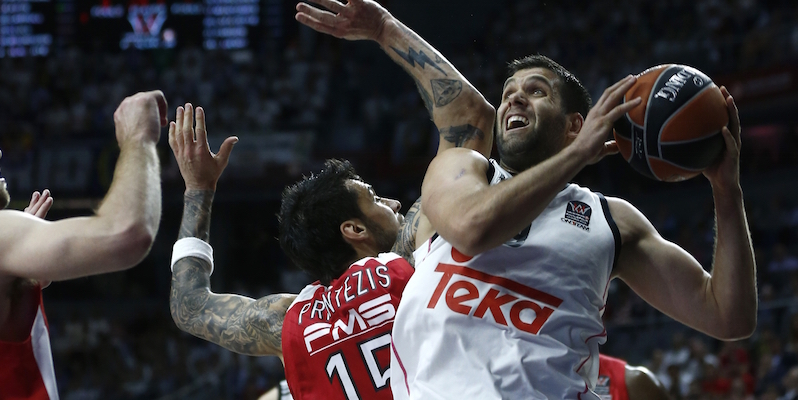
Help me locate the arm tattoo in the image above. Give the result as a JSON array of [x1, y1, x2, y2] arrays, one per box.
[[170, 189, 296, 356], [439, 124, 486, 148], [390, 46, 447, 76], [414, 79, 434, 115], [431, 79, 463, 107], [392, 197, 422, 266], [178, 189, 214, 241]]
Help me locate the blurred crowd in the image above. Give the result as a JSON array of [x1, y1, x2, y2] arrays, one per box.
[[1, 0, 797, 398]]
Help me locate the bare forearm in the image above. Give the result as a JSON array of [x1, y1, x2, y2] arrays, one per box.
[[376, 19, 494, 154], [708, 187, 756, 338], [82, 142, 160, 270]]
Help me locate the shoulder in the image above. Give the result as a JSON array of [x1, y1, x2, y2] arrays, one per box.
[[358, 253, 415, 276], [430, 147, 490, 169], [424, 148, 491, 188], [625, 364, 668, 399], [604, 196, 656, 245], [0, 210, 42, 273], [0, 209, 40, 231]]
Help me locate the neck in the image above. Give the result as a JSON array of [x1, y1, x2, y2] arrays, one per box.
[[498, 160, 522, 176], [348, 240, 382, 265]]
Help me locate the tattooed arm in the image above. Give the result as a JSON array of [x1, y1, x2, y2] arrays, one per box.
[[295, 0, 495, 157], [169, 189, 295, 356], [296, 0, 495, 261], [167, 104, 296, 357]]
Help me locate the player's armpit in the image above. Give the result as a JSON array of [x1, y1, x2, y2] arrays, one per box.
[[609, 197, 752, 340], [170, 258, 296, 357]]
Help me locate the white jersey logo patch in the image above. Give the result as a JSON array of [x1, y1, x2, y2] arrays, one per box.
[[561, 200, 592, 231]]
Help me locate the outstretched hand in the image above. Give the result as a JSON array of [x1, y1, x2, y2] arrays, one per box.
[[168, 104, 238, 191], [24, 189, 53, 219], [573, 75, 642, 165], [295, 0, 391, 42], [703, 86, 741, 191]]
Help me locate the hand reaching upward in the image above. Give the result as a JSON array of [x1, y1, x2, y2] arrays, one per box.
[[168, 103, 238, 192], [295, 0, 392, 42]]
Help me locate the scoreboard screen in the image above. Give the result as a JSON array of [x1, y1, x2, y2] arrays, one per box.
[[0, 0, 55, 57], [76, 0, 259, 51], [0, 0, 283, 56]]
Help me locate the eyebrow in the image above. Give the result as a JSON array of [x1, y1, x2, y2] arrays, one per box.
[[502, 74, 554, 92]]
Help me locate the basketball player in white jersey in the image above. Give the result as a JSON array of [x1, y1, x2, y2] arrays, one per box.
[[390, 55, 755, 399], [0, 91, 166, 399], [169, 2, 493, 399]]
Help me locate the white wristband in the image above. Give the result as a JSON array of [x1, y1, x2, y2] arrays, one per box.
[[171, 237, 214, 275]]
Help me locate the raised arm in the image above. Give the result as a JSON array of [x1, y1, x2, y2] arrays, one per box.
[[167, 104, 295, 357], [295, 0, 494, 157], [0, 91, 165, 281], [612, 88, 756, 340], [421, 76, 640, 255]]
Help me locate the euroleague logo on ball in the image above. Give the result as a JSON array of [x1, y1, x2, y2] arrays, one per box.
[[652, 68, 706, 103], [613, 64, 728, 182]]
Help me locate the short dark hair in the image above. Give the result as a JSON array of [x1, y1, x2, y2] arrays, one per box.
[[278, 159, 364, 285], [507, 55, 592, 118]]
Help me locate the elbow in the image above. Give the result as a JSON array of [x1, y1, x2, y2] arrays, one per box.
[[715, 309, 757, 341], [444, 212, 494, 256], [169, 287, 202, 334], [730, 311, 757, 340], [169, 300, 189, 333], [111, 221, 157, 270]]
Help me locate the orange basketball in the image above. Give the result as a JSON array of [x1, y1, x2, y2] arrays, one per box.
[[613, 64, 729, 182]]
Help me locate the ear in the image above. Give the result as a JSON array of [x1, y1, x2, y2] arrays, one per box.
[[564, 112, 584, 146], [340, 218, 368, 244]]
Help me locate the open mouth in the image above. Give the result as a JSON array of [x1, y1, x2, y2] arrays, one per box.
[[506, 115, 530, 131]]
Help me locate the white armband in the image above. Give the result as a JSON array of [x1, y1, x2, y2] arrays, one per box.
[[171, 237, 214, 275]]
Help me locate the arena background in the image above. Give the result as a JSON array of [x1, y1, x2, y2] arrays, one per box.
[[1, 0, 797, 398]]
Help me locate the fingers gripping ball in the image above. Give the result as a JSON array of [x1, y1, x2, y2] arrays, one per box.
[[613, 64, 728, 181]]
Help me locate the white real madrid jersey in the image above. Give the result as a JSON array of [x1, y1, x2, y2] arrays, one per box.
[[390, 159, 620, 400]]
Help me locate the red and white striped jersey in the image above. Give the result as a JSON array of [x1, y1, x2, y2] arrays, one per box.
[[282, 253, 413, 400]]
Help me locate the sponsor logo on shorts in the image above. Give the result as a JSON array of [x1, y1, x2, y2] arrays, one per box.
[[562, 200, 591, 231]]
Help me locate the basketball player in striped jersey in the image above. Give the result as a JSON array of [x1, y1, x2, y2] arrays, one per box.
[[596, 354, 669, 400], [168, 2, 494, 399], [0, 91, 166, 399], [390, 55, 754, 399]]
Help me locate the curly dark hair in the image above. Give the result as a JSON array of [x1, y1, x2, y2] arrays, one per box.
[[278, 159, 365, 285], [507, 55, 592, 118]]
